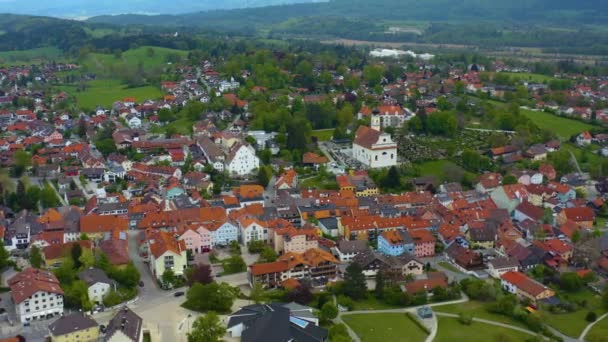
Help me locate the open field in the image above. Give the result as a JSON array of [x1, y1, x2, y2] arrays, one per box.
[[434, 301, 527, 329], [434, 317, 533, 342], [311, 129, 334, 142], [493, 72, 556, 83], [540, 288, 606, 338], [342, 313, 428, 342], [81, 46, 188, 74], [0, 47, 64, 66], [59, 79, 162, 109], [586, 316, 608, 342], [519, 108, 594, 139]]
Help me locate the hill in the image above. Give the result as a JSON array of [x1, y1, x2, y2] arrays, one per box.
[[0, 0, 324, 18]]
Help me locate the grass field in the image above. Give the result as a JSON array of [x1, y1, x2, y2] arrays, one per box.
[[437, 262, 463, 274], [540, 288, 606, 338], [434, 317, 533, 342], [434, 301, 527, 329], [311, 129, 334, 142], [414, 160, 454, 180], [520, 108, 594, 139], [342, 313, 428, 342], [350, 296, 402, 311], [299, 175, 339, 190], [82, 46, 188, 74], [495, 72, 556, 83], [586, 316, 608, 342], [0, 47, 64, 66], [59, 79, 162, 109]]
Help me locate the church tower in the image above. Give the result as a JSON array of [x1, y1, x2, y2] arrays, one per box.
[[371, 108, 381, 131]]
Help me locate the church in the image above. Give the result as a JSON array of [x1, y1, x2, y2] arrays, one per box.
[[352, 125, 398, 168]]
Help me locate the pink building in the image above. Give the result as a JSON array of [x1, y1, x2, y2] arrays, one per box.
[[178, 227, 212, 254], [411, 229, 436, 257]]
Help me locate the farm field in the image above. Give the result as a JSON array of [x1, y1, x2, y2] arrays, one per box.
[[0, 47, 64, 66], [81, 45, 188, 74], [519, 108, 593, 139]]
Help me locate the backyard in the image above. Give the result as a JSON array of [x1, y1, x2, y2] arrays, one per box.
[[342, 313, 428, 342]]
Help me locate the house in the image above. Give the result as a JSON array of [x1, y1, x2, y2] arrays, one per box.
[[352, 125, 397, 168], [105, 307, 143, 342], [487, 257, 519, 279], [352, 250, 423, 277], [147, 230, 188, 283], [178, 227, 211, 254], [239, 217, 270, 246], [378, 230, 414, 256], [276, 169, 298, 190], [557, 207, 595, 229], [127, 116, 142, 129], [333, 240, 369, 262], [302, 152, 329, 168], [513, 201, 545, 223], [403, 272, 448, 295], [577, 131, 592, 146], [500, 271, 555, 304], [48, 311, 99, 342], [410, 229, 436, 258], [491, 184, 529, 213], [226, 143, 260, 176], [9, 268, 64, 324], [78, 267, 117, 305], [80, 214, 128, 239], [366, 106, 414, 131], [208, 220, 239, 247], [467, 226, 496, 249], [226, 303, 327, 342], [444, 243, 484, 271]]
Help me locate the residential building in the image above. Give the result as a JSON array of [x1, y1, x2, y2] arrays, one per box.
[[147, 230, 188, 281], [352, 250, 423, 277], [378, 230, 414, 256], [352, 125, 397, 168], [239, 217, 270, 245], [9, 268, 64, 324], [104, 307, 143, 342], [48, 312, 99, 342], [403, 272, 448, 294], [226, 143, 260, 176], [226, 303, 327, 342], [333, 240, 369, 262], [487, 257, 519, 279], [557, 207, 595, 229], [410, 229, 436, 257], [500, 271, 555, 304], [78, 267, 117, 305]]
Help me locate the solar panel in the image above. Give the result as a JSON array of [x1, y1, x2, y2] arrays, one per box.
[[289, 316, 309, 329]]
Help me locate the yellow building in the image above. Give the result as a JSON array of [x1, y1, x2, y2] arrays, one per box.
[[49, 312, 99, 342]]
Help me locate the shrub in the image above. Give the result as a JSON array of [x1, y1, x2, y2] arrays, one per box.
[[458, 312, 473, 325], [586, 311, 597, 322], [337, 295, 354, 311]]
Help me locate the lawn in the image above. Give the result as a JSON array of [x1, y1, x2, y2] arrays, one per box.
[[312, 129, 334, 142], [299, 175, 339, 190], [0, 47, 64, 66], [540, 288, 606, 338], [350, 296, 402, 311], [342, 313, 428, 342], [519, 108, 594, 139], [434, 317, 534, 342], [434, 301, 527, 329], [437, 262, 463, 274], [59, 79, 162, 109], [586, 315, 608, 342], [414, 160, 453, 180]]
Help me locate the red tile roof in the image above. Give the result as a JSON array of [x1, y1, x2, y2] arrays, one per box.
[[9, 268, 64, 303], [500, 271, 552, 297]]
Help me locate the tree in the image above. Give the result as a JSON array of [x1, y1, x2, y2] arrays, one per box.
[[0, 244, 9, 270], [381, 166, 401, 190], [40, 183, 60, 208], [259, 247, 278, 263], [502, 174, 517, 185], [71, 243, 83, 269], [30, 245, 43, 269], [363, 65, 384, 87], [586, 311, 597, 322], [343, 262, 367, 300], [285, 283, 314, 305], [185, 282, 236, 313], [162, 269, 176, 288], [375, 270, 385, 298], [249, 281, 265, 304], [186, 264, 214, 286], [223, 255, 246, 274], [560, 272, 583, 292], [64, 280, 92, 311], [257, 165, 272, 187], [78, 248, 95, 268], [319, 302, 338, 323], [12, 150, 31, 177], [187, 312, 226, 342], [248, 240, 266, 253]]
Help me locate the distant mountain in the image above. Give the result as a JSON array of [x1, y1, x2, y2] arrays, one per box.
[[87, 0, 608, 27], [0, 0, 325, 19]]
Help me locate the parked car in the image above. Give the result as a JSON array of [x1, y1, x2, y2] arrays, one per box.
[[174, 291, 185, 297], [139, 281, 144, 287]]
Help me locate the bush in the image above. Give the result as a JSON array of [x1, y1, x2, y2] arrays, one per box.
[[458, 312, 473, 325], [337, 295, 354, 311], [586, 311, 597, 322], [248, 240, 266, 253]]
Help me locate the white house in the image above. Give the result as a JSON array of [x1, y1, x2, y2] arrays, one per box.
[[226, 144, 260, 176], [238, 217, 270, 245], [209, 221, 239, 247], [78, 267, 117, 305], [219, 78, 240, 93], [9, 268, 64, 324], [127, 116, 142, 129], [148, 231, 188, 283], [486, 257, 519, 279], [352, 125, 397, 168]]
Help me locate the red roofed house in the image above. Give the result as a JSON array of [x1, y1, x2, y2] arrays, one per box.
[[147, 230, 188, 285], [80, 214, 128, 239], [403, 272, 448, 294], [500, 271, 555, 304], [410, 229, 436, 257], [557, 207, 595, 229], [9, 268, 64, 323], [352, 125, 397, 168]]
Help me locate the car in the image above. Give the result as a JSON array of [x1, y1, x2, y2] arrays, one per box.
[[139, 281, 144, 287], [174, 291, 185, 297]]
